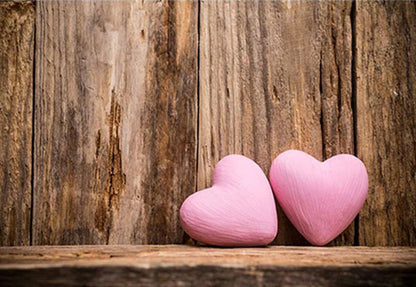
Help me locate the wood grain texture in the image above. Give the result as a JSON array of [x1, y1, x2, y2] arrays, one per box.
[[0, 1, 34, 246], [198, 0, 355, 245], [319, 0, 355, 246], [33, 0, 197, 245], [0, 245, 415, 286], [1, 0, 415, 248], [356, 1, 416, 246]]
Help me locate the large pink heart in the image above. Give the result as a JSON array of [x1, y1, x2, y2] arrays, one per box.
[[269, 150, 368, 246], [180, 155, 277, 246]]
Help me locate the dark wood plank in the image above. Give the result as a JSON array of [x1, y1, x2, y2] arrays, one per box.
[[319, 0, 356, 246], [356, 0, 416, 246], [0, 246, 415, 286], [198, 0, 355, 245], [33, 0, 198, 245], [0, 0, 34, 246]]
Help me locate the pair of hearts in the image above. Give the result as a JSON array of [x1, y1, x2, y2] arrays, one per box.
[[180, 150, 368, 246]]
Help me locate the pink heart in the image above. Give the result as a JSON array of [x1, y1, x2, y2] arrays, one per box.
[[180, 155, 278, 246], [269, 150, 368, 246]]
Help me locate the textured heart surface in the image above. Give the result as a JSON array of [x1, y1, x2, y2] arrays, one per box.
[[269, 150, 368, 246], [180, 155, 277, 246]]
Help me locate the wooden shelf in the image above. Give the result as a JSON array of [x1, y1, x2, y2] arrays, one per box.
[[0, 245, 415, 286]]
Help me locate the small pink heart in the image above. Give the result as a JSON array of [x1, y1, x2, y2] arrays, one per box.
[[180, 155, 278, 246], [269, 150, 368, 246]]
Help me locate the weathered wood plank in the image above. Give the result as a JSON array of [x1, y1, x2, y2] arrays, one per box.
[[1, 265, 415, 287], [33, 0, 198, 245], [1, 245, 414, 266], [356, 1, 416, 246], [0, 1, 34, 246], [198, 0, 355, 245], [0, 246, 415, 286], [319, 0, 355, 246]]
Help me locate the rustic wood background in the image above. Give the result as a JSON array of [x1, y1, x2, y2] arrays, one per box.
[[0, 0, 415, 246]]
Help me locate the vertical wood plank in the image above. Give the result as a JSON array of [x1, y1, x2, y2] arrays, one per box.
[[33, 0, 197, 245], [198, 1, 355, 245], [356, 0, 416, 246], [0, 1, 34, 246], [320, 0, 355, 246]]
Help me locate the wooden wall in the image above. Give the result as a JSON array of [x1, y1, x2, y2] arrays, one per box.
[[0, 0, 414, 246]]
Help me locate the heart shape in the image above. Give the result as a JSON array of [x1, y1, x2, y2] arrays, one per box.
[[180, 155, 278, 246], [269, 150, 368, 245]]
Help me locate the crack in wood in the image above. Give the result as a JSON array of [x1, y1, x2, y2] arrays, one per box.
[[94, 92, 126, 244], [350, 0, 359, 247], [106, 92, 126, 213]]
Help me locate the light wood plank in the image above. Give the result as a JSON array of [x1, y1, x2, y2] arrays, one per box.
[[198, 0, 355, 245], [0, 245, 415, 286], [356, 0, 416, 246], [0, 1, 34, 246], [33, 0, 198, 245]]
